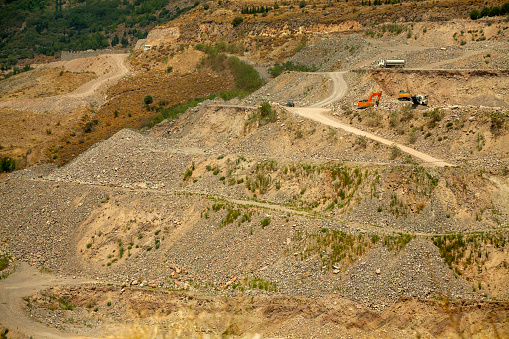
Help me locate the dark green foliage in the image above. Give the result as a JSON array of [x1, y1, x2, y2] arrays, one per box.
[[145, 95, 215, 128], [0, 0, 193, 66], [183, 167, 193, 181], [470, 3, 509, 20], [111, 34, 119, 46], [1, 64, 33, 81], [257, 101, 277, 122], [261, 216, 271, 228], [268, 61, 317, 77], [232, 17, 243, 27], [0, 157, 16, 173], [143, 95, 153, 105], [241, 5, 272, 14], [83, 119, 98, 133], [58, 298, 75, 310], [0, 253, 12, 271], [197, 44, 265, 97], [228, 56, 265, 93]]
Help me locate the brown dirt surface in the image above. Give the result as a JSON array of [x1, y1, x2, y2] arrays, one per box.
[[2, 1, 509, 337], [23, 283, 509, 338], [54, 68, 233, 166], [0, 67, 97, 102]]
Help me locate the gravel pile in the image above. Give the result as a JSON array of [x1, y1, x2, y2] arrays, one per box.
[[339, 237, 479, 311], [0, 176, 105, 276], [241, 72, 330, 107], [48, 129, 195, 190]]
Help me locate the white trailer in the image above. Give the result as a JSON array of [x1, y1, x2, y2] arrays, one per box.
[[377, 59, 405, 68]]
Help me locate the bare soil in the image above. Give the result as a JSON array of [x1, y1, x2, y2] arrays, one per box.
[[1, 3, 509, 337]]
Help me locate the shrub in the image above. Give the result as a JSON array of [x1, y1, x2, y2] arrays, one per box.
[[268, 61, 317, 78], [408, 131, 417, 144], [183, 168, 193, 181], [261, 216, 271, 228], [390, 145, 402, 159], [0, 157, 16, 173], [356, 136, 367, 148], [480, 6, 490, 17], [232, 17, 243, 27], [0, 253, 12, 271], [490, 112, 505, 134], [469, 9, 480, 19], [143, 95, 153, 105], [203, 3, 209, 9], [299, 0, 306, 7], [250, 101, 277, 125]]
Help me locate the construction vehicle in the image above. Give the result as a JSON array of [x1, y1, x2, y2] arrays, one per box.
[[398, 88, 411, 100], [398, 88, 428, 106], [358, 91, 382, 109], [377, 59, 405, 68], [411, 94, 428, 106]]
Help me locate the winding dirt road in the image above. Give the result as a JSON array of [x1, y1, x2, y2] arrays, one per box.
[[0, 54, 130, 114], [0, 262, 94, 338], [288, 71, 455, 167]]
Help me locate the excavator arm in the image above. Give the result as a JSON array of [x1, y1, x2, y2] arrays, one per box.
[[358, 91, 382, 108]]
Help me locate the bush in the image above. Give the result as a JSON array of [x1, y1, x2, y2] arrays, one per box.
[[489, 6, 501, 16], [232, 17, 243, 27], [261, 216, 271, 228], [268, 61, 317, 78], [255, 101, 277, 124], [390, 145, 402, 159], [203, 3, 209, 9], [0, 157, 16, 173], [480, 6, 490, 17], [299, 0, 306, 7], [143, 95, 153, 105]]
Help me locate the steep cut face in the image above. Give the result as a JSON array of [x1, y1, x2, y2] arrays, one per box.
[[370, 69, 509, 107]]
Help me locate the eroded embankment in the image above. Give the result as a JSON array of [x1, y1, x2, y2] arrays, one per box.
[[370, 69, 509, 107]]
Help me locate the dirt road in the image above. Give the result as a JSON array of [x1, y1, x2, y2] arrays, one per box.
[[0, 54, 130, 114], [288, 72, 455, 167], [0, 262, 94, 338]]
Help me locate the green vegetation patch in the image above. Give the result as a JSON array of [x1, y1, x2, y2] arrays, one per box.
[[231, 276, 278, 292], [432, 232, 508, 276], [0, 253, 12, 272], [268, 61, 318, 78], [0, 0, 193, 67], [383, 233, 415, 252], [289, 229, 377, 271]]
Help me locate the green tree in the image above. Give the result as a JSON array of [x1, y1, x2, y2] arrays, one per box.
[[121, 36, 129, 47], [111, 35, 119, 46], [144, 95, 153, 105], [232, 17, 243, 27], [480, 6, 490, 17], [469, 9, 480, 20]]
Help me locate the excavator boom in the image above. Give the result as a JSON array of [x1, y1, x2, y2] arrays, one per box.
[[358, 91, 382, 108]]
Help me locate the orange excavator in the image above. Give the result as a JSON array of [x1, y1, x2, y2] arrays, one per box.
[[358, 91, 382, 109]]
